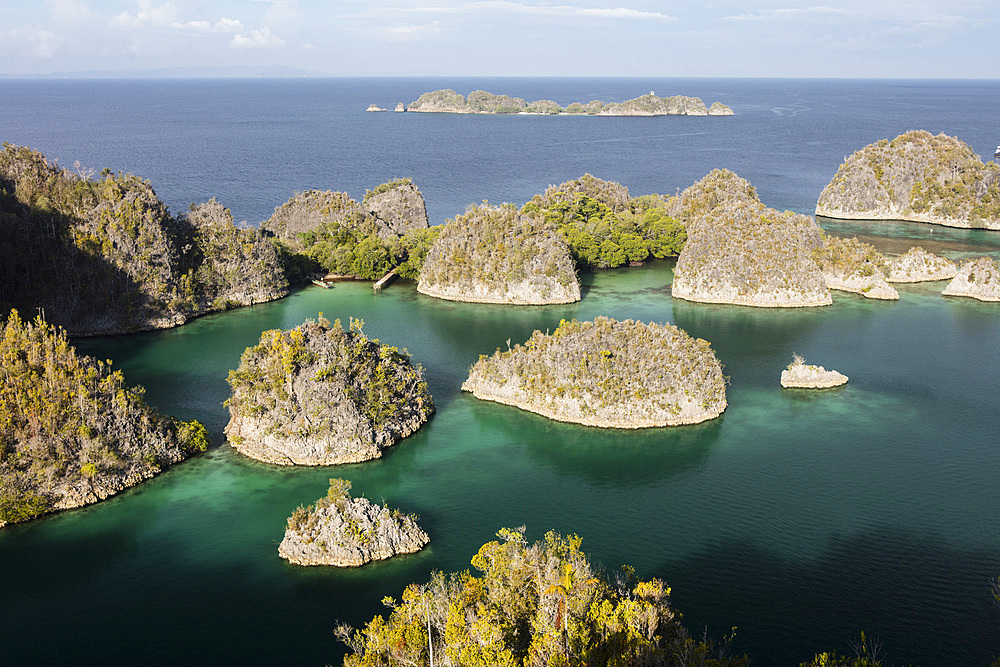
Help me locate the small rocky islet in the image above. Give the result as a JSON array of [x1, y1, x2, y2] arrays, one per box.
[[780, 354, 848, 389], [942, 257, 1000, 301], [463, 317, 727, 428], [399, 89, 734, 116], [225, 316, 434, 466], [279, 478, 429, 567]]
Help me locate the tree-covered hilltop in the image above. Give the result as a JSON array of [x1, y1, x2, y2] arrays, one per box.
[[405, 89, 733, 116], [261, 179, 437, 281], [672, 170, 831, 307], [816, 130, 1000, 230], [279, 478, 429, 566], [336, 526, 747, 666], [225, 316, 434, 465], [0, 310, 208, 527], [0, 143, 288, 335], [464, 317, 726, 428], [417, 203, 580, 304], [521, 174, 686, 270]]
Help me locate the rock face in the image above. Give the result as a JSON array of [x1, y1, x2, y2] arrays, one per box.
[[816, 130, 1000, 230], [225, 317, 434, 465], [405, 89, 733, 116], [394, 102, 405, 112], [463, 317, 727, 427], [279, 479, 428, 566], [261, 190, 364, 249], [942, 257, 1000, 301], [781, 355, 848, 388], [0, 145, 288, 335], [814, 236, 899, 300], [886, 247, 959, 283], [0, 311, 208, 528], [417, 203, 580, 304], [671, 171, 831, 307], [362, 179, 430, 238]]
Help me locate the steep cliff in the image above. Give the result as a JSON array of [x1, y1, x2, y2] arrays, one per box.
[[225, 317, 434, 465], [941, 257, 1000, 301], [0, 310, 208, 527], [463, 317, 727, 427], [418, 203, 580, 304], [279, 478, 429, 566], [816, 130, 1000, 229]]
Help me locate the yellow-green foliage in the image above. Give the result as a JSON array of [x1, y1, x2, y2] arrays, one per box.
[[813, 235, 888, 277], [819, 130, 1000, 225], [419, 203, 578, 292], [337, 527, 747, 667], [226, 316, 433, 438], [363, 178, 414, 203], [0, 310, 207, 525]]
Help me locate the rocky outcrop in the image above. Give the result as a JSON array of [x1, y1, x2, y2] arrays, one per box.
[[279, 479, 428, 566], [816, 130, 1000, 230], [463, 317, 727, 427], [394, 102, 405, 112], [813, 236, 899, 300], [261, 189, 363, 248], [362, 179, 430, 238], [225, 317, 434, 465], [0, 311, 208, 528], [941, 257, 1000, 301], [0, 144, 288, 335], [886, 247, 958, 283], [671, 171, 831, 307], [417, 203, 580, 304], [405, 89, 733, 116], [365, 104, 386, 112], [781, 355, 848, 388]]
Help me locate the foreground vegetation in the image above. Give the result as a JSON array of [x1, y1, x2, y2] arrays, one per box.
[[0, 310, 208, 526]]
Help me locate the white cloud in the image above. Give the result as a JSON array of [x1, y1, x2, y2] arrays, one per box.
[[231, 26, 285, 48], [371, 21, 443, 42], [354, 1, 676, 21], [8, 25, 60, 58], [45, 0, 93, 22], [252, 0, 303, 23], [110, 1, 179, 29], [213, 17, 244, 34]]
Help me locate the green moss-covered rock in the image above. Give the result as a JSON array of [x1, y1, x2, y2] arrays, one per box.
[[225, 317, 434, 465], [418, 203, 580, 304], [672, 171, 830, 307], [0, 310, 208, 527], [0, 144, 288, 334], [463, 317, 726, 427], [816, 130, 1000, 229]]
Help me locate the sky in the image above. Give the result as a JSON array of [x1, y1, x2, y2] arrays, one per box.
[[0, 0, 997, 78]]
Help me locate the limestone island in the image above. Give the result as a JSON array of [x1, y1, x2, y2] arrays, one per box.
[[780, 354, 848, 389], [417, 203, 580, 304], [365, 104, 386, 112], [0, 144, 288, 335], [813, 236, 899, 300], [225, 316, 434, 465], [671, 170, 832, 307], [261, 178, 439, 284], [816, 130, 1000, 230], [941, 257, 1000, 301], [404, 89, 734, 116], [0, 311, 208, 528], [886, 247, 958, 283], [462, 317, 727, 428], [279, 479, 429, 566]]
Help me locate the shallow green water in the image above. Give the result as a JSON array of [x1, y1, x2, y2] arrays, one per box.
[[3, 232, 1000, 665]]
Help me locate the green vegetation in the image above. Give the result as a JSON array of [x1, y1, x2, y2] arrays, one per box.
[[465, 317, 726, 425], [406, 90, 732, 117], [0, 310, 207, 526], [417, 203, 580, 304], [813, 235, 888, 277], [522, 174, 686, 269], [336, 526, 746, 666], [818, 130, 1000, 228], [0, 143, 288, 334], [262, 181, 435, 281]]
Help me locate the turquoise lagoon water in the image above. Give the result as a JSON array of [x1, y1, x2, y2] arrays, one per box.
[[1, 77, 999, 665], [1, 252, 996, 665]]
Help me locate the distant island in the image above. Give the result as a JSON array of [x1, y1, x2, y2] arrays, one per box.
[[398, 89, 734, 116], [816, 130, 1000, 230], [463, 317, 727, 427]]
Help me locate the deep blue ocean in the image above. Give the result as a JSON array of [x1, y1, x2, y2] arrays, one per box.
[[1, 78, 999, 666]]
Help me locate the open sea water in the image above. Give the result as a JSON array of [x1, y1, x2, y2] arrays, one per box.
[[0, 77, 998, 665]]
